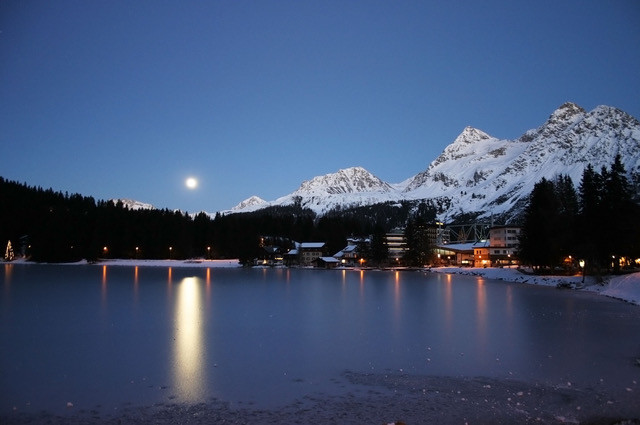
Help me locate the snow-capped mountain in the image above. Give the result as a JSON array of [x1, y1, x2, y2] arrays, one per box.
[[294, 166, 394, 194], [265, 166, 400, 214], [229, 103, 640, 221], [111, 199, 155, 210], [228, 195, 268, 213]]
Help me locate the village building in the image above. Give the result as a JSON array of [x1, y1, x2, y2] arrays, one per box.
[[489, 226, 521, 266], [385, 228, 407, 261], [473, 241, 491, 267], [255, 245, 284, 266], [287, 242, 326, 266], [333, 237, 369, 266], [315, 256, 340, 269], [435, 240, 491, 267]]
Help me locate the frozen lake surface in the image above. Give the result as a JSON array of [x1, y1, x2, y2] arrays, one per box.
[[1, 264, 639, 418]]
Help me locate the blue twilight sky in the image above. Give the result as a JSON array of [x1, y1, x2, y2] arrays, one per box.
[[1, 1, 639, 213]]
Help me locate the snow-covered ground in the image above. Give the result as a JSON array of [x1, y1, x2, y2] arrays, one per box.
[[98, 259, 242, 268], [9, 258, 242, 268], [432, 266, 640, 306]]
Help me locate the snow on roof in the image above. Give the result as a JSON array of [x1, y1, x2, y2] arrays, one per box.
[[437, 240, 490, 251], [300, 242, 325, 249], [318, 257, 340, 263]]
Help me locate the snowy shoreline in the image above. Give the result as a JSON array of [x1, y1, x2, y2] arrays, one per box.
[[5, 259, 640, 306], [6, 258, 243, 268], [431, 266, 640, 306]]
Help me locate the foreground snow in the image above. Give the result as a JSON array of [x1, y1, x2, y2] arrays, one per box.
[[433, 266, 640, 306]]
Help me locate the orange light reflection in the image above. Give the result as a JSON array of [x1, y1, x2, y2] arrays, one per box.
[[476, 279, 487, 351]]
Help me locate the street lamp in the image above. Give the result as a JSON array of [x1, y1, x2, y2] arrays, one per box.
[[207, 246, 211, 259], [169, 246, 173, 260], [579, 259, 585, 283]]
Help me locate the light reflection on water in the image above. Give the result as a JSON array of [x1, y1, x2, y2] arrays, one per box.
[[2, 265, 640, 414], [173, 277, 206, 401], [475, 279, 488, 354]]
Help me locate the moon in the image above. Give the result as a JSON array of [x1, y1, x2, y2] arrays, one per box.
[[185, 177, 198, 189]]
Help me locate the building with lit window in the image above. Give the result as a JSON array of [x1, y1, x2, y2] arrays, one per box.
[[298, 242, 326, 266], [489, 226, 521, 266], [385, 228, 407, 261]]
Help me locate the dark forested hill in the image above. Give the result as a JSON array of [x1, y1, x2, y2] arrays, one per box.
[[0, 178, 402, 263]]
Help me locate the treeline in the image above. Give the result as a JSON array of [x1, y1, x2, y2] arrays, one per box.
[[0, 177, 435, 263], [519, 155, 640, 273]]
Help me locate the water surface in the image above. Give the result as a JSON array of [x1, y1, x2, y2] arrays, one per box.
[[1, 264, 639, 415]]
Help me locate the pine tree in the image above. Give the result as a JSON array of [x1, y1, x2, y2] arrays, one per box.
[[368, 225, 389, 266], [519, 178, 562, 271], [404, 216, 432, 267], [577, 164, 605, 272], [602, 155, 636, 271], [553, 174, 579, 259]]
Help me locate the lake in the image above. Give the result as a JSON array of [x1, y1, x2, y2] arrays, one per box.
[[1, 263, 639, 417]]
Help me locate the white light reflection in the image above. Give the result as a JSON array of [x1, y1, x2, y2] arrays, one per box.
[[173, 277, 206, 401]]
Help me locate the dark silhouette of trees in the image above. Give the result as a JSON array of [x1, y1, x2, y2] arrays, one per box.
[[519, 155, 639, 273], [576, 155, 639, 273], [519, 177, 563, 271], [403, 204, 435, 267]]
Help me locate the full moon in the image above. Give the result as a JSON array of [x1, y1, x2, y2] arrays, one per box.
[[185, 177, 198, 189]]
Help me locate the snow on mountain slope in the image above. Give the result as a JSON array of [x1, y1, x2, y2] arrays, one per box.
[[271, 166, 399, 214], [403, 102, 640, 220], [228, 103, 640, 220], [294, 166, 394, 194], [111, 199, 155, 210], [228, 196, 268, 213]]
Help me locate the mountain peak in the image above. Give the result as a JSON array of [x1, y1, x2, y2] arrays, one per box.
[[548, 102, 586, 123], [295, 166, 393, 195], [231, 196, 267, 212], [453, 126, 493, 145]]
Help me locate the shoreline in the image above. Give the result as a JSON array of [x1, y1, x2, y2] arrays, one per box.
[[430, 266, 640, 306], [5, 258, 640, 306]]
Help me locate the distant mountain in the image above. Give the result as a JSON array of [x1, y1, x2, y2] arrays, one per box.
[[227, 103, 640, 221], [228, 195, 268, 213], [111, 199, 155, 210]]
